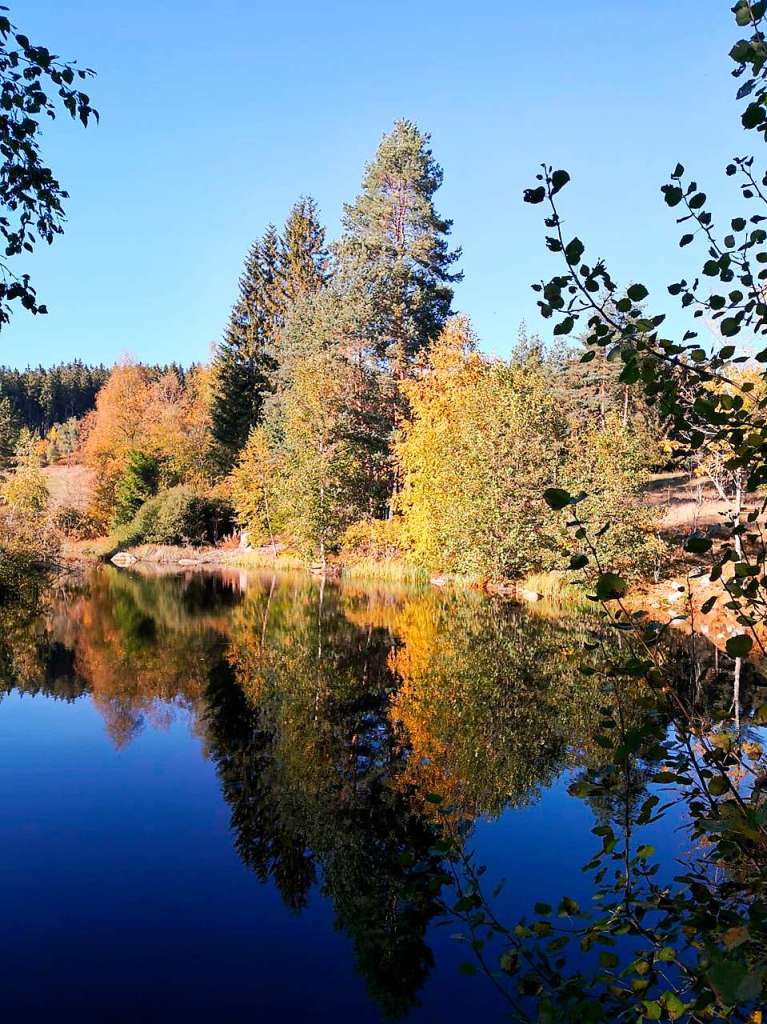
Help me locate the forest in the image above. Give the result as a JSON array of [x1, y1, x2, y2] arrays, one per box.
[[0, 120, 675, 588]]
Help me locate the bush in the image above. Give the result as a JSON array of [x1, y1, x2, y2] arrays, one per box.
[[52, 504, 101, 540], [2, 465, 49, 516], [340, 518, 404, 563], [117, 487, 236, 547]]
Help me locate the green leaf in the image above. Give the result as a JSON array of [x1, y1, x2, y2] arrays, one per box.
[[595, 572, 628, 601], [662, 185, 683, 207], [627, 283, 648, 302], [599, 951, 619, 969], [720, 316, 741, 337], [543, 487, 572, 510], [726, 633, 753, 657], [569, 553, 588, 569], [523, 186, 546, 204], [684, 533, 713, 554], [660, 992, 686, 1021], [565, 237, 584, 265], [550, 169, 570, 194], [708, 775, 729, 796], [742, 101, 763, 129], [643, 1001, 662, 1022], [553, 316, 575, 336]]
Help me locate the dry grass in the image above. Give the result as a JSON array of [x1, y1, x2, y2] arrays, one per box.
[[340, 557, 427, 584], [42, 463, 96, 511]]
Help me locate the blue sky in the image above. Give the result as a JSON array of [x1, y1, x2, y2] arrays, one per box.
[[3, 1, 750, 369]]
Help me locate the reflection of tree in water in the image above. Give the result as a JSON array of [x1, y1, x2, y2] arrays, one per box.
[[385, 589, 608, 819], [1, 567, 690, 1019], [63, 569, 228, 746], [211, 576, 445, 1018], [0, 568, 89, 702]]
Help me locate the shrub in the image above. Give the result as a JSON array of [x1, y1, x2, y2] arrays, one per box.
[[1, 465, 49, 516], [117, 487, 236, 547], [340, 518, 404, 563], [52, 505, 101, 540]]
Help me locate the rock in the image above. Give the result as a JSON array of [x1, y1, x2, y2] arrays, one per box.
[[111, 551, 137, 567], [239, 530, 251, 550], [518, 587, 542, 603]]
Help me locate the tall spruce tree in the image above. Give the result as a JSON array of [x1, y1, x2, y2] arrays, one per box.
[[277, 197, 329, 309], [212, 201, 330, 472], [211, 234, 280, 471], [336, 119, 462, 374]]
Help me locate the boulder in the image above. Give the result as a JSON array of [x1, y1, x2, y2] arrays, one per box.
[[111, 551, 137, 567]]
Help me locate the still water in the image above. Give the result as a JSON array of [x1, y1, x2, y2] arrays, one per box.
[[0, 566, 734, 1021]]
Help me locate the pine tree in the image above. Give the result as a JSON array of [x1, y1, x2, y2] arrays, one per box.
[[211, 234, 280, 471], [0, 394, 18, 463], [336, 119, 462, 374], [112, 449, 159, 528]]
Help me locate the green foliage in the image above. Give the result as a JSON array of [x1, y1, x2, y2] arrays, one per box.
[[111, 450, 159, 528], [0, 362, 109, 434], [0, 13, 97, 326], [231, 350, 391, 562], [336, 118, 462, 372], [1, 464, 49, 517], [116, 487, 235, 548], [0, 394, 18, 461], [211, 233, 280, 470], [212, 199, 328, 471], [396, 316, 565, 579], [481, 2, 767, 1019], [563, 413, 666, 578]]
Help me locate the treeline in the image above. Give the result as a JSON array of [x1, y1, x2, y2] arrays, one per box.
[[0, 119, 668, 581], [0, 361, 109, 436]]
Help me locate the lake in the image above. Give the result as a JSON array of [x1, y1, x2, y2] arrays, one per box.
[[0, 566, 750, 1022]]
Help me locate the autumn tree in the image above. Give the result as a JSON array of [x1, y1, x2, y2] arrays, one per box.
[[563, 412, 665, 578], [83, 363, 215, 527], [396, 315, 564, 579], [231, 351, 391, 563]]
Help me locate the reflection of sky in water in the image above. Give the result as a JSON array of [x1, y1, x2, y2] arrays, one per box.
[[0, 568, 738, 1022]]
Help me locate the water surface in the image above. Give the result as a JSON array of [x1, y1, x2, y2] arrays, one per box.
[[0, 567, 739, 1021]]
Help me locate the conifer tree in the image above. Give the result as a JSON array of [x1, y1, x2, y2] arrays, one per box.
[[336, 119, 462, 374], [211, 234, 280, 471], [277, 196, 329, 309]]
